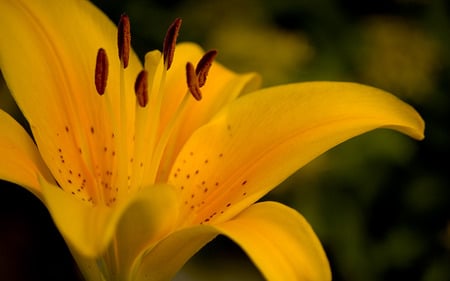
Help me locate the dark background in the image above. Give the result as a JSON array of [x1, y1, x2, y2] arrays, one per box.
[[0, 0, 449, 280]]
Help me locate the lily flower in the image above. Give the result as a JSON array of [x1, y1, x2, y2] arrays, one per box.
[[0, 0, 424, 280]]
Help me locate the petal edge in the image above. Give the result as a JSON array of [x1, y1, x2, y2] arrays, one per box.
[[0, 110, 53, 197], [214, 202, 331, 281]]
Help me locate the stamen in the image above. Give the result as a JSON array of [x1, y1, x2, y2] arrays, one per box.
[[117, 13, 131, 68], [196, 49, 217, 87], [163, 18, 182, 70], [134, 70, 149, 107], [95, 48, 109, 95], [186, 62, 202, 100]]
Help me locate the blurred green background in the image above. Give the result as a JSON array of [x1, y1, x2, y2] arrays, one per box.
[[1, 0, 449, 280]]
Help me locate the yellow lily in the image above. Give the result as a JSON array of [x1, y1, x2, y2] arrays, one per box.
[[0, 0, 424, 280]]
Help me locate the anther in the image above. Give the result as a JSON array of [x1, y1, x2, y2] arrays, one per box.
[[134, 70, 149, 107], [186, 62, 202, 100], [95, 48, 109, 95], [196, 49, 217, 87], [117, 14, 131, 68], [163, 18, 182, 70]]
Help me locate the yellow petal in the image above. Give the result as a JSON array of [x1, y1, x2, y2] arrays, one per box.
[[113, 184, 180, 280], [61, 184, 179, 281], [169, 82, 425, 225], [214, 202, 331, 281], [0, 110, 53, 197], [134, 201, 330, 281], [133, 225, 217, 281], [0, 0, 142, 199], [41, 179, 116, 258], [41, 179, 180, 279]]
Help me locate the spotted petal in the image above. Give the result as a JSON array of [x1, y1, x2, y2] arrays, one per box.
[[0, 0, 142, 200], [169, 82, 425, 225], [153, 42, 261, 180], [41, 178, 179, 261], [40, 179, 116, 258]]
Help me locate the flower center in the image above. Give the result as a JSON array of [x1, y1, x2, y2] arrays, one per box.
[[87, 16, 217, 206]]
